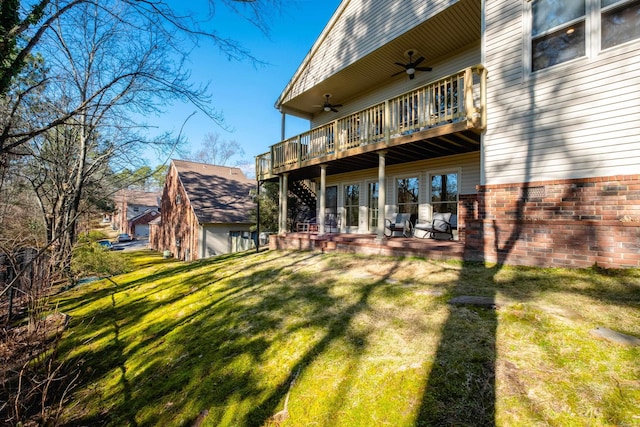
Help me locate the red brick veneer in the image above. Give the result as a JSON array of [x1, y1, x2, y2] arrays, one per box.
[[463, 175, 640, 268]]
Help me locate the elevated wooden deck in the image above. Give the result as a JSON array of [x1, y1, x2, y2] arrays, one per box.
[[256, 65, 487, 181], [269, 232, 464, 261]]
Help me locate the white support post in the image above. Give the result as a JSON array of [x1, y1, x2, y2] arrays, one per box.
[[377, 151, 387, 242], [279, 173, 289, 234], [318, 165, 327, 236]]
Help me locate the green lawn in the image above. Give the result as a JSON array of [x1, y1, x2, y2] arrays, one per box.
[[56, 250, 640, 426]]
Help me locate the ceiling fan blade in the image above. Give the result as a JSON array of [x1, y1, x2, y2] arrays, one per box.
[[333, 104, 343, 108], [416, 66, 432, 72], [391, 70, 405, 77], [394, 62, 407, 68], [331, 108, 339, 113], [413, 56, 425, 66]]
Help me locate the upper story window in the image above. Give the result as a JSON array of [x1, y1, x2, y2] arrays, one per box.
[[531, 0, 586, 71], [530, 0, 639, 72], [601, 0, 640, 49]]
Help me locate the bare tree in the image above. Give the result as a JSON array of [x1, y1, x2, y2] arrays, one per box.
[[191, 132, 246, 166], [12, 0, 211, 275], [0, 0, 282, 156], [0, 2, 284, 424]]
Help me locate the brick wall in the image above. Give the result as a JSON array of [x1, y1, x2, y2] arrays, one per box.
[[153, 164, 200, 261], [149, 221, 161, 253], [464, 175, 640, 268]]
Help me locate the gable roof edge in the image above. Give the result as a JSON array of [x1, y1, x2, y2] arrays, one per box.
[[171, 160, 204, 226], [170, 159, 254, 225], [274, 0, 350, 110]]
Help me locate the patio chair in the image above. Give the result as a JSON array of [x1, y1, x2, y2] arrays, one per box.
[[384, 213, 413, 237], [295, 217, 317, 233], [325, 212, 340, 233], [414, 212, 454, 240]]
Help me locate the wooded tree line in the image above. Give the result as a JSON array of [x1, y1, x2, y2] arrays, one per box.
[[1, 2, 281, 423], [1, 0, 277, 282]]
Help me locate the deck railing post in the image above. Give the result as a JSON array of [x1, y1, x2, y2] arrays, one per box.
[[270, 145, 276, 170], [384, 99, 390, 145], [255, 156, 260, 180], [464, 67, 474, 126], [333, 119, 339, 154]]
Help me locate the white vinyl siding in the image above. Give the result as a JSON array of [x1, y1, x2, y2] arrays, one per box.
[[484, 0, 640, 185], [200, 224, 252, 258], [283, 0, 461, 104]]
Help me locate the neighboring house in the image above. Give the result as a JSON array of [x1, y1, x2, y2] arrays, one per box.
[[150, 160, 255, 261], [256, 0, 640, 268], [128, 209, 160, 238], [113, 190, 161, 236]]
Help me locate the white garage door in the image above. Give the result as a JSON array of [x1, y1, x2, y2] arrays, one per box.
[[135, 224, 149, 237]]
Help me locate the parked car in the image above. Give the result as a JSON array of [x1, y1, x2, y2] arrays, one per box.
[[117, 233, 133, 242], [98, 239, 124, 251], [97, 240, 114, 250]]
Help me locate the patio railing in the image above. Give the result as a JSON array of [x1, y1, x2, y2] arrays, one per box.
[[257, 64, 486, 181]]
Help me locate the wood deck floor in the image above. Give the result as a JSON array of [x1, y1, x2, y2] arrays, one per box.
[[270, 232, 465, 261]]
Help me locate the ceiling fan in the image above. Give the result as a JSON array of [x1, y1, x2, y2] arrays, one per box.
[[392, 49, 432, 80], [313, 93, 342, 113]]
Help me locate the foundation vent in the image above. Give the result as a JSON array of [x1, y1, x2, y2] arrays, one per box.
[[521, 186, 545, 201]]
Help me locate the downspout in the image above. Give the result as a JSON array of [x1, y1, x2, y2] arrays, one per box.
[[480, 0, 487, 186]]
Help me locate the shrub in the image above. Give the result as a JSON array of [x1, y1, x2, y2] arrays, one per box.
[[71, 242, 129, 279], [77, 230, 110, 243]]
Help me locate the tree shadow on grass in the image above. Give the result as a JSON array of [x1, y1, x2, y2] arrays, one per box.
[[414, 208, 640, 425], [58, 251, 405, 426], [57, 248, 640, 426], [415, 186, 530, 426], [415, 266, 498, 426], [58, 251, 253, 315]]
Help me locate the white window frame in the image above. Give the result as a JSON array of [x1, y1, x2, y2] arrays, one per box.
[[394, 174, 420, 216], [600, 0, 640, 50], [427, 168, 461, 219], [525, 0, 640, 74], [366, 180, 379, 232], [342, 182, 360, 230]]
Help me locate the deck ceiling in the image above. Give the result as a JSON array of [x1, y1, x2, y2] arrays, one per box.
[[279, 0, 481, 118], [281, 130, 481, 181]]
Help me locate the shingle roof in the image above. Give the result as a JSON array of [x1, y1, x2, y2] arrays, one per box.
[[172, 159, 255, 224], [114, 189, 161, 207]]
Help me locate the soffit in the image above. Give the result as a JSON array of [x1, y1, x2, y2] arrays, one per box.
[[278, 0, 481, 119]]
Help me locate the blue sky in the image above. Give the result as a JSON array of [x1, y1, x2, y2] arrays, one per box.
[[144, 0, 342, 169]]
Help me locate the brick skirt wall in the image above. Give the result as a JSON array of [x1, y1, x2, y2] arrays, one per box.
[[464, 175, 640, 268]]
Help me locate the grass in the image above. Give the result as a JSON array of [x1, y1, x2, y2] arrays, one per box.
[[54, 249, 640, 426]]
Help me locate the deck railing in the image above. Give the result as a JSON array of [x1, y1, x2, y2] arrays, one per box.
[[257, 64, 486, 181]]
